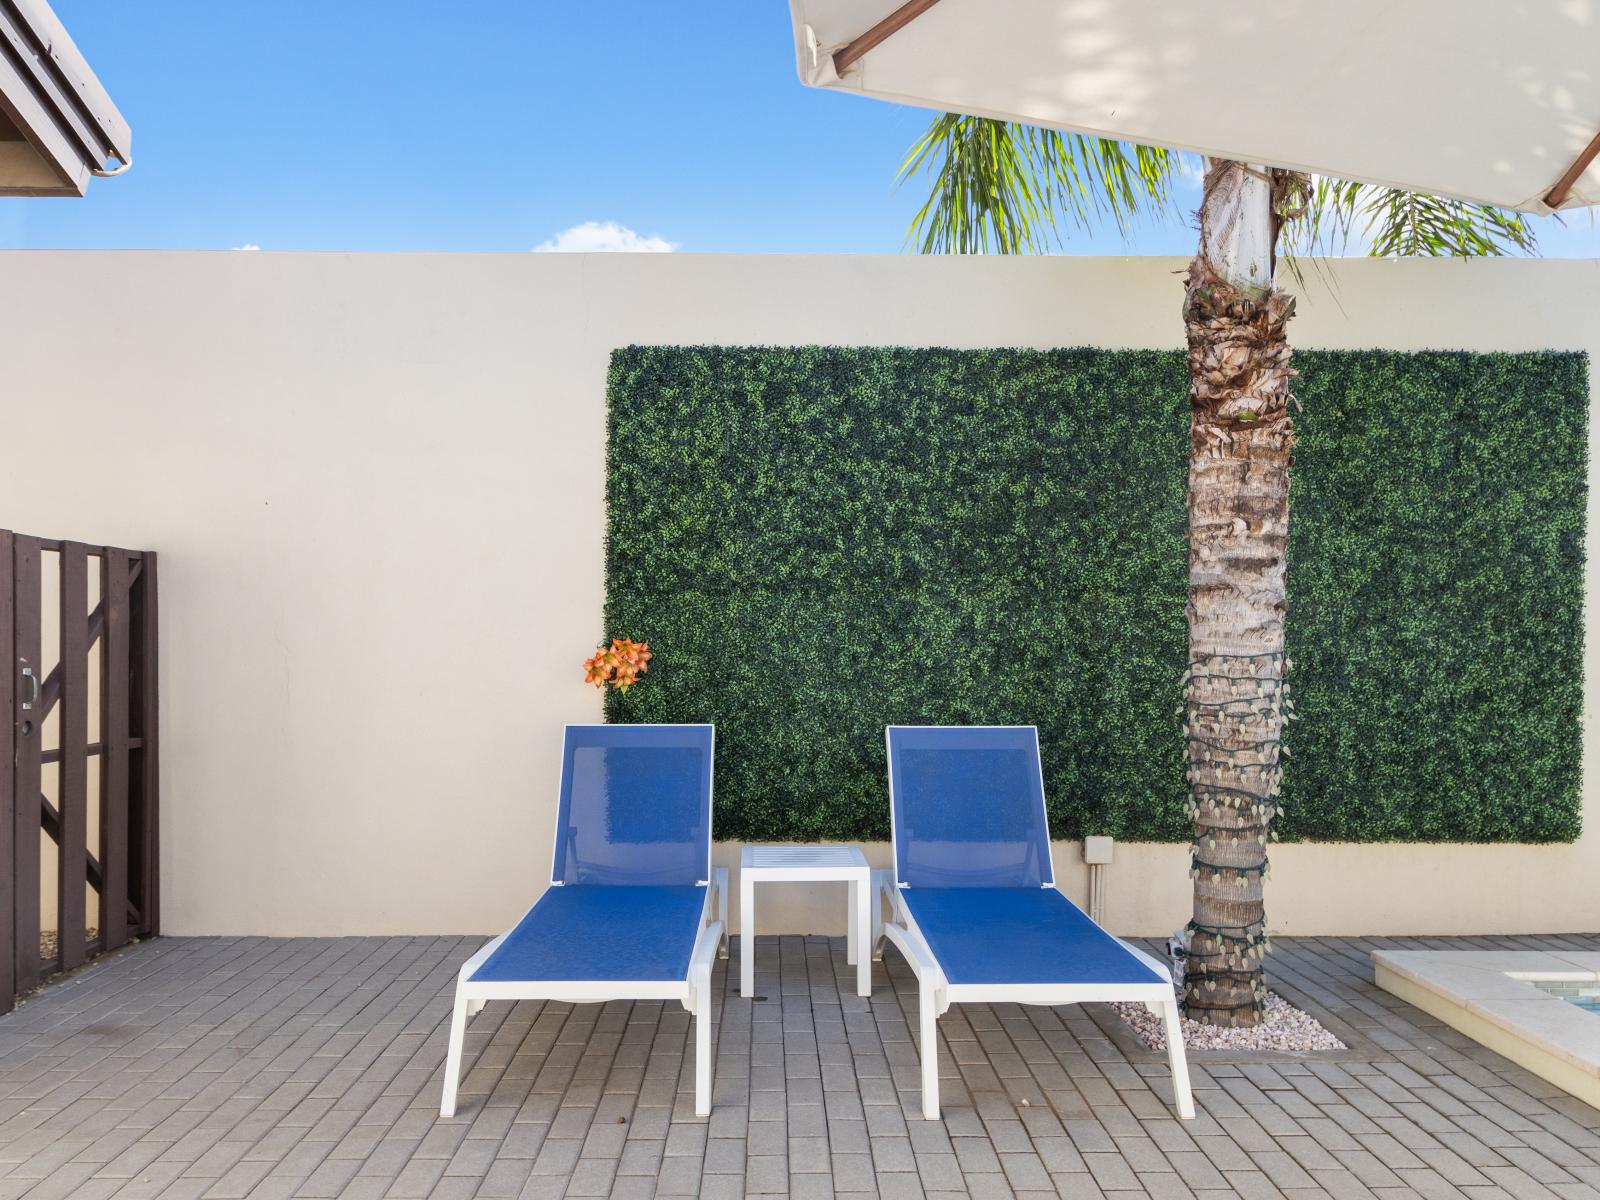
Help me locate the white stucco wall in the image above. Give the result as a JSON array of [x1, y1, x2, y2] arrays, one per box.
[[0, 251, 1595, 938]]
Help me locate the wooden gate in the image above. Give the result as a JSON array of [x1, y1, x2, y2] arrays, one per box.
[[1, 533, 158, 1012]]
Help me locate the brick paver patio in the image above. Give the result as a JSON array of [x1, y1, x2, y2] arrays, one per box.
[[0, 931, 1597, 1199]]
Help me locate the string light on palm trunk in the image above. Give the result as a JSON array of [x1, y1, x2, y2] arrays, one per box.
[[1181, 646, 1292, 1023]]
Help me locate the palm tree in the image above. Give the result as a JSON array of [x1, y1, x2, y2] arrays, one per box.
[[901, 115, 1537, 1026]]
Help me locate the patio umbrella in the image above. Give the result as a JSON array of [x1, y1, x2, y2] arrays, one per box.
[[787, 0, 1600, 212], [784, 0, 1600, 1033]]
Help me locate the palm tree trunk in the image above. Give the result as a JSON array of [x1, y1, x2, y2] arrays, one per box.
[[1180, 160, 1295, 1027]]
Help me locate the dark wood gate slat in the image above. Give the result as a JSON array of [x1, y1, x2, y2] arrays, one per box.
[[0, 536, 154, 1006], [99, 552, 130, 952], [57, 542, 89, 972], [42, 789, 140, 916], [132, 552, 159, 937], [36, 558, 139, 724], [13, 538, 42, 993], [40, 738, 143, 765], [0, 530, 14, 1012]]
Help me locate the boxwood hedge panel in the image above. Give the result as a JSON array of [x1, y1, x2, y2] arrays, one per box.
[[604, 346, 1585, 844]]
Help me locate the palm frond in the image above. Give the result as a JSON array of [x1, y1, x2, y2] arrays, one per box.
[[902, 113, 1540, 262], [898, 114, 1181, 254], [1287, 177, 1537, 258]]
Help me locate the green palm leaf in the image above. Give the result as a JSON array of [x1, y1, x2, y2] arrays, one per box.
[[904, 114, 1538, 260], [899, 114, 1182, 254], [1286, 177, 1537, 257]]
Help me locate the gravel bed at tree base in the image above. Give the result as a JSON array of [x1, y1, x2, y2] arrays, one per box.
[[1114, 990, 1347, 1052]]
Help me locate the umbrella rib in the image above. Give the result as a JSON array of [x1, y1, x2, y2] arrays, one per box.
[[1545, 126, 1600, 208], [834, 0, 946, 74]]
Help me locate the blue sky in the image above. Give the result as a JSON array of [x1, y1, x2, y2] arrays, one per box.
[[9, 1, 1599, 257]]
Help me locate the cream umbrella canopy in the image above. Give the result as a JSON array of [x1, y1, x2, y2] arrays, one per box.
[[789, 0, 1600, 213]]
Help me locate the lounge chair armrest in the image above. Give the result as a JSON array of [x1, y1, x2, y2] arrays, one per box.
[[455, 927, 510, 985], [1120, 938, 1179, 988], [710, 867, 730, 956], [870, 868, 895, 958]]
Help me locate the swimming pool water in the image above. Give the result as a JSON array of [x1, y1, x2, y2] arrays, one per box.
[[1531, 980, 1600, 1014]]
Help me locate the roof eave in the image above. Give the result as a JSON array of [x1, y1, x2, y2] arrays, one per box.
[[0, 0, 129, 195]]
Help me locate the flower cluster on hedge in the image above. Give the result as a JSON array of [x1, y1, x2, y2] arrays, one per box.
[[584, 637, 652, 693], [604, 345, 1586, 844]]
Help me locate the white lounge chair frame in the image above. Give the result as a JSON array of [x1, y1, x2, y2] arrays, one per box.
[[879, 725, 1195, 1121], [440, 724, 729, 1119]]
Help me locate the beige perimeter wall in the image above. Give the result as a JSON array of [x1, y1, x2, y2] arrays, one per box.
[[1, 251, 1596, 939]]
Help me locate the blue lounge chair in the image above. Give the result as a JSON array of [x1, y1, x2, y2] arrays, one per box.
[[881, 725, 1194, 1120], [440, 724, 728, 1117]]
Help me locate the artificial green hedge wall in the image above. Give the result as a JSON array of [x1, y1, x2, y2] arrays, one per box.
[[605, 346, 1586, 844]]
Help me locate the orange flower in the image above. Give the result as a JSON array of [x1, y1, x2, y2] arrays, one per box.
[[611, 638, 652, 674], [583, 637, 653, 693]]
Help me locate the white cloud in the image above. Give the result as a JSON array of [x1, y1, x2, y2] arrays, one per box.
[[1176, 154, 1206, 185], [233, 243, 261, 251], [533, 220, 677, 253]]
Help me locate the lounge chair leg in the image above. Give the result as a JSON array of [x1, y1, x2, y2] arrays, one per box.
[[440, 992, 470, 1118], [693, 962, 714, 1117], [467, 999, 485, 1017], [919, 980, 940, 1120], [716, 868, 730, 960], [1161, 999, 1195, 1120]]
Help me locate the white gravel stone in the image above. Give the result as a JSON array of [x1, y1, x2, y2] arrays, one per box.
[[1113, 990, 1346, 1052]]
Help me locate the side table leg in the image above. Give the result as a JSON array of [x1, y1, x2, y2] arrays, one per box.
[[740, 873, 756, 998], [855, 873, 872, 997], [847, 882, 859, 966]]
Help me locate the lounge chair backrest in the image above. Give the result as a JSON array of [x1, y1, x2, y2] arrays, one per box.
[[552, 724, 714, 886], [886, 725, 1053, 889]]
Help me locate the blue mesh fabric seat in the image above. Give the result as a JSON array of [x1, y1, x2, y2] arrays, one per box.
[[471, 885, 708, 982], [442, 724, 727, 1120], [900, 888, 1163, 986], [882, 725, 1192, 1122]]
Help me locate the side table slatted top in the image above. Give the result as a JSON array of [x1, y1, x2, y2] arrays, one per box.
[[744, 845, 868, 871]]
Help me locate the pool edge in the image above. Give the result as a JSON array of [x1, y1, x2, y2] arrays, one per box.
[[1374, 953, 1600, 1110]]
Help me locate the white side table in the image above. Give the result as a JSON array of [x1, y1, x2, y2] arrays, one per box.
[[740, 845, 873, 998]]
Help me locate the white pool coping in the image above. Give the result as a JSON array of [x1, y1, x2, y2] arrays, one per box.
[[1372, 950, 1600, 1108]]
